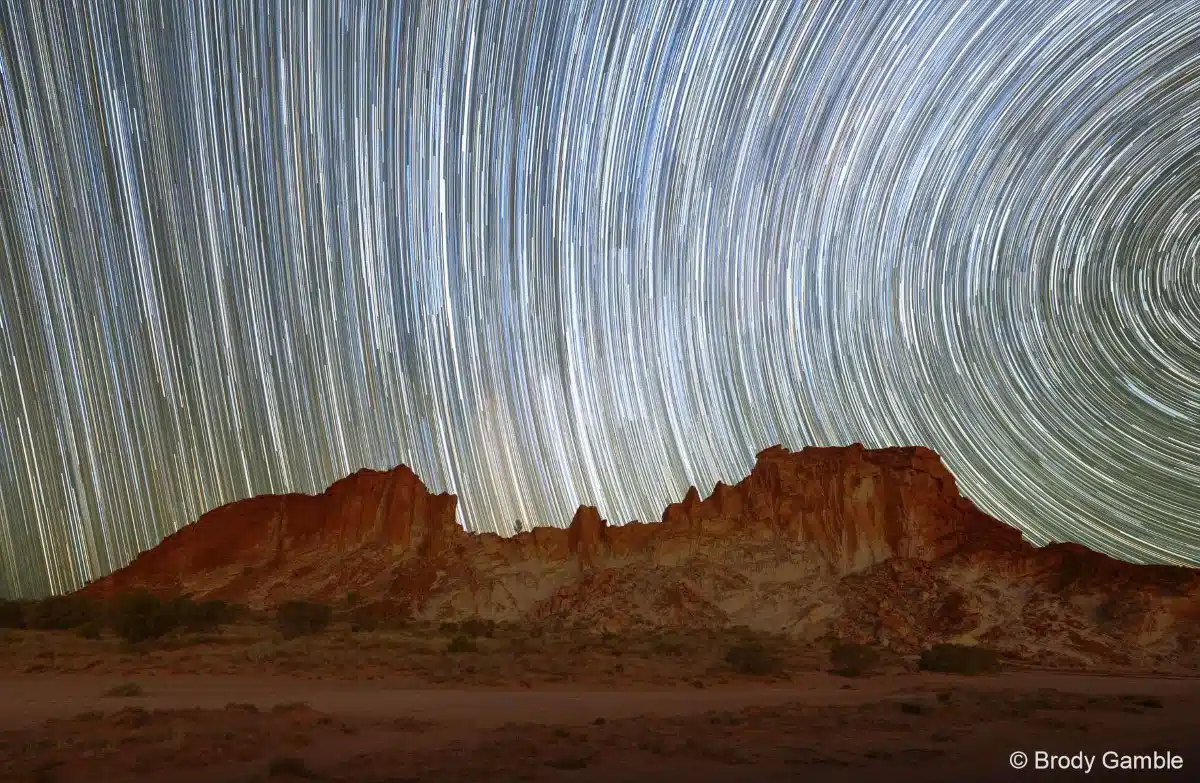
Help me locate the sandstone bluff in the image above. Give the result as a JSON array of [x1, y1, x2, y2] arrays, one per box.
[[80, 444, 1200, 668]]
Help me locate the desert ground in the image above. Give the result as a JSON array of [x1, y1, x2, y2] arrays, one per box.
[[1, 615, 1197, 783]]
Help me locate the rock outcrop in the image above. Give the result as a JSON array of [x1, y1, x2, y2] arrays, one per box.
[[78, 444, 1200, 669]]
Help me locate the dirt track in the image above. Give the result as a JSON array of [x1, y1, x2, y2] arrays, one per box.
[[2, 671, 1198, 783], [0, 669, 1196, 726], [0, 672, 953, 728]]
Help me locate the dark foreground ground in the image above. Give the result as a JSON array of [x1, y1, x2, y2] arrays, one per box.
[[1, 620, 1197, 782], [1, 671, 1197, 783]]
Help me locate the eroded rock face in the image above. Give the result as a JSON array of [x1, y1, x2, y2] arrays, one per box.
[[79, 465, 464, 602], [78, 444, 1200, 668]]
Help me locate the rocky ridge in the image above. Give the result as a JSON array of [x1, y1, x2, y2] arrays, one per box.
[[79, 444, 1200, 668]]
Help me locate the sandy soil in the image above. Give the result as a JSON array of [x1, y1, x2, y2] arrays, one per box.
[[2, 671, 1197, 783], [2, 622, 1197, 782]]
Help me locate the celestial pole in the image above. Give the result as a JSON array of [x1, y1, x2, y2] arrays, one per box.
[[1, 0, 1198, 598]]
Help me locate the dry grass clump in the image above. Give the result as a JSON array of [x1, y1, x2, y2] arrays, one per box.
[[651, 637, 687, 657], [346, 607, 379, 632], [14, 590, 246, 644], [75, 620, 104, 639], [25, 596, 101, 630], [919, 643, 1002, 675], [109, 591, 180, 642], [266, 756, 312, 777], [447, 634, 478, 653], [724, 641, 783, 676], [439, 618, 496, 638], [275, 601, 333, 639], [829, 641, 881, 677], [102, 681, 144, 698], [175, 597, 241, 632], [0, 599, 28, 629]]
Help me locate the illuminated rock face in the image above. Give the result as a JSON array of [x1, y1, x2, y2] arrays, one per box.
[[80, 445, 1200, 668], [79, 464, 463, 605]]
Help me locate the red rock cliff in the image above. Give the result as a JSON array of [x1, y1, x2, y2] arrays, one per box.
[[80, 464, 462, 599], [77, 443, 1200, 668], [76, 444, 1048, 599]]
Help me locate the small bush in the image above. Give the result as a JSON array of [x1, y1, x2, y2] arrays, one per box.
[[103, 681, 144, 698], [830, 642, 880, 677], [110, 591, 178, 642], [26, 595, 100, 630], [170, 597, 237, 633], [724, 642, 783, 676], [919, 643, 1001, 675], [266, 756, 311, 777], [652, 639, 686, 657], [244, 641, 282, 664], [75, 620, 103, 639], [447, 634, 477, 653], [275, 600, 332, 639], [0, 600, 27, 629], [348, 607, 379, 633], [458, 618, 496, 638]]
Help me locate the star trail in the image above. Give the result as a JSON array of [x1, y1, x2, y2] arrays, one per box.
[[1, 0, 1199, 597]]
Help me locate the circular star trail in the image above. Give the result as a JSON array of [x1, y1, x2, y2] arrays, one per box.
[[1, 0, 1198, 597]]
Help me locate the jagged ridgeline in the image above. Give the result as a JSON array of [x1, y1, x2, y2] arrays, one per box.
[[79, 445, 1200, 669]]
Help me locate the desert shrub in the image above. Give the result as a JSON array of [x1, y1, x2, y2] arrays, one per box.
[[830, 642, 880, 677], [447, 634, 477, 653], [348, 607, 379, 633], [544, 756, 591, 770], [208, 598, 244, 624], [225, 702, 260, 713], [508, 635, 539, 654], [358, 607, 410, 632], [458, 618, 496, 638], [103, 681, 144, 698], [244, 641, 283, 664], [724, 641, 783, 676], [0, 600, 27, 629], [267, 756, 311, 777], [26, 595, 100, 630], [381, 613, 410, 630], [919, 643, 1001, 675], [75, 619, 104, 639], [110, 590, 178, 642], [274, 600, 332, 639], [168, 597, 236, 633], [652, 639, 686, 657]]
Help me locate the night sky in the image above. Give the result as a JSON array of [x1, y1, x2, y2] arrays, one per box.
[[1, 1, 1198, 598]]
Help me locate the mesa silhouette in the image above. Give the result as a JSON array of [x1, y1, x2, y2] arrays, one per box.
[[80, 444, 1200, 669]]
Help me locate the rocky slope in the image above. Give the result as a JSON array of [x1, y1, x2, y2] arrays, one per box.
[[79, 444, 1200, 669]]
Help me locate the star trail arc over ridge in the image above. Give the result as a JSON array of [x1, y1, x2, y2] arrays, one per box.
[[1, 0, 1199, 598]]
